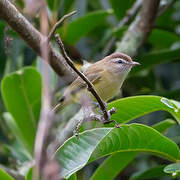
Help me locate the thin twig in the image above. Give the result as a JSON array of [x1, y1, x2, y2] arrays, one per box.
[[33, 1, 59, 180], [48, 11, 77, 41], [158, 0, 178, 16], [54, 34, 110, 121], [103, 0, 142, 56]]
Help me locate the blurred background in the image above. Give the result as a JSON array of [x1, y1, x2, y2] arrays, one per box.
[[0, 0, 180, 179]]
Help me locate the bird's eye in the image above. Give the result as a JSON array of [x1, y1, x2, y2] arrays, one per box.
[[117, 59, 123, 64]]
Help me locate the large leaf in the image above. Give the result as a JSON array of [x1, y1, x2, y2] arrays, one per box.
[[89, 124, 180, 162], [152, 119, 176, 133], [0, 168, 14, 180], [56, 124, 180, 178], [56, 128, 112, 178], [108, 96, 180, 124], [3, 113, 32, 160], [89, 118, 176, 180], [1, 67, 42, 154], [90, 152, 137, 180], [58, 10, 112, 44]]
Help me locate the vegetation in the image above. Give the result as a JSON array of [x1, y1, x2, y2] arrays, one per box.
[[0, 0, 180, 179]]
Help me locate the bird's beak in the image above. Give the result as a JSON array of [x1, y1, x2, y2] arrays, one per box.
[[129, 61, 141, 66]]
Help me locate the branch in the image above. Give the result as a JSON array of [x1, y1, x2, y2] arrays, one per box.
[[103, 0, 142, 56], [0, 0, 75, 82], [116, 0, 161, 56]]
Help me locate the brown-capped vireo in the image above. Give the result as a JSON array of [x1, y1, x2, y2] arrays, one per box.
[[53, 52, 140, 111]]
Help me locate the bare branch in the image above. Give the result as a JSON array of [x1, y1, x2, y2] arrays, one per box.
[[48, 11, 77, 41], [0, 0, 75, 81]]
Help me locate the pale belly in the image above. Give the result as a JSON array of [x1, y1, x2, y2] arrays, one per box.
[[70, 74, 125, 104], [92, 78, 121, 102]]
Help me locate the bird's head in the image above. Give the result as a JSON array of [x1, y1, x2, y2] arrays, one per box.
[[104, 52, 140, 76]]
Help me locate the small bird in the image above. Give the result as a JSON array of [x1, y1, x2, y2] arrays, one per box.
[[53, 52, 140, 112]]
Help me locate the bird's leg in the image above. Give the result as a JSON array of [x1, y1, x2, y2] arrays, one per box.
[[103, 119, 121, 128], [91, 101, 120, 128], [102, 107, 121, 128]]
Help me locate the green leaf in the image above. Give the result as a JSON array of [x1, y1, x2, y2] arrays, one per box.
[[89, 124, 180, 162], [58, 10, 112, 44], [164, 163, 180, 177], [152, 119, 176, 133], [1, 67, 42, 154], [68, 173, 77, 180], [56, 128, 111, 178], [25, 167, 32, 180], [156, 8, 178, 31], [56, 124, 180, 178], [0, 168, 14, 180], [131, 48, 180, 75], [90, 152, 137, 180], [130, 165, 167, 180], [108, 96, 180, 124], [148, 29, 180, 50], [90, 118, 175, 180], [109, 0, 134, 20]]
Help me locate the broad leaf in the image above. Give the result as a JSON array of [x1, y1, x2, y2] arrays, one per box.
[[26, 167, 32, 180], [0, 168, 14, 180], [58, 10, 112, 44], [152, 119, 176, 133], [90, 118, 175, 180], [90, 152, 137, 180], [56, 124, 180, 178], [56, 128, 111, 178], [108, 96, 180, 124], [1, 67, 42, 154], [68, 173, 77, 180]]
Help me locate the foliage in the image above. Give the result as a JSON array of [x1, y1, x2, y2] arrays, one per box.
[[0, 0, 180, 180]]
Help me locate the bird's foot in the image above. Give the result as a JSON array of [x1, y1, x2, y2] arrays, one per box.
[[103, 119, 121, 128]]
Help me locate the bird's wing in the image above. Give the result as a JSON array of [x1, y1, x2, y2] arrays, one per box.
[[65, 65, 104, 96]]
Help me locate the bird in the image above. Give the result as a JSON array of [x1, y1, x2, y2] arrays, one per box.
[[53, 52, 140, 112]]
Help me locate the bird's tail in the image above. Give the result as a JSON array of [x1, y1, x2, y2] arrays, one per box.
[[52, 96, 65, 112]]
